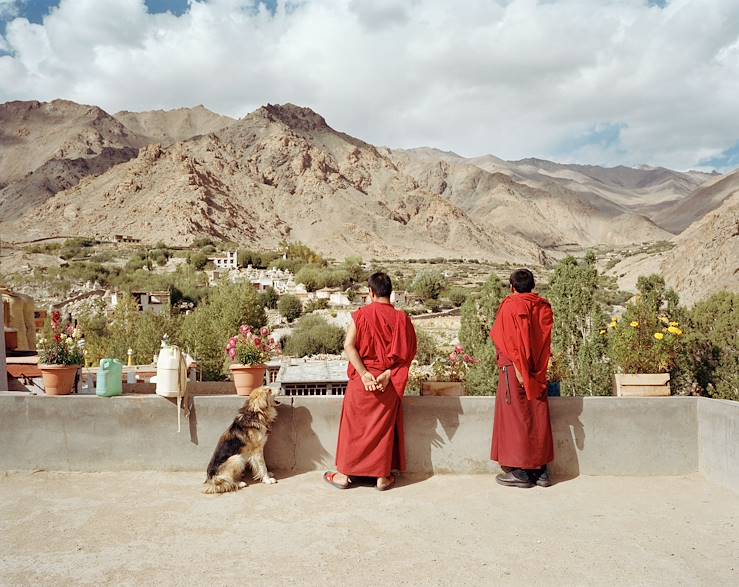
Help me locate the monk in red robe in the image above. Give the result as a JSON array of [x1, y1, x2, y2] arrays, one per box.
[[491, 268, 554, 488], [324, 272, 417, 491]]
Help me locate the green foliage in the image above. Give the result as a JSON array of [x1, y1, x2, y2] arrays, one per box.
[[278, 294, 303, 322], [411, 270, 447, 300], [81, 295, 183, 366], [676, 292, 738, 400], [606, 275, 686, 379], [414, 328, 441, 365], [548, 253, 612, 396], [259, 287, 279, 309], [180, 282, 266, 380], [295, 265, 325, 292], [304, 298, 330, 313], [282, 314, 345, 357], [238, 249, 280, 269], [341, 256, 366, 283], [186, 251, 209, 270], [281, 241, 327, 266], [458, 274, 507, 395], [448, 287, 468, 307]]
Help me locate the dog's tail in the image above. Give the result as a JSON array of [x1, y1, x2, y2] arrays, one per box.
[[202, 476, 239, 494]]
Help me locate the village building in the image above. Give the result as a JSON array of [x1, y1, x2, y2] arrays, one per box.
[[111, 291, 171, 315], [208, 250, 238, 270]]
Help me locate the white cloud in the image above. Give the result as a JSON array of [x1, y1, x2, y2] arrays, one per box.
[[1, 0, 739, 170], [0, 0, 22, 19]]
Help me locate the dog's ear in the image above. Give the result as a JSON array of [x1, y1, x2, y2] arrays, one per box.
[[248, 386, 269, 411]]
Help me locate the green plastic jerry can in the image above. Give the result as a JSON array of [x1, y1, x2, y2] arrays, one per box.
[[96, 358, 123, 397]]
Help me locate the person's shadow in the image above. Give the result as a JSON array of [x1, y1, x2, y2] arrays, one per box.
[[550, 396, 585, 481], [401, 396, 463, 486]]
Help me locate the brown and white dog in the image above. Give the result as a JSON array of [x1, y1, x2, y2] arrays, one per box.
[[203, 386, 280, 494]]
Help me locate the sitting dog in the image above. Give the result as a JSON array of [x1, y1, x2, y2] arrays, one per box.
[[203, 386, 279, 494]]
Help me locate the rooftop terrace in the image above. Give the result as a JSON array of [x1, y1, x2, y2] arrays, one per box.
[[0, 472, 736, 585]]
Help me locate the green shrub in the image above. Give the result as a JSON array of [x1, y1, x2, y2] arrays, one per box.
[[548, 253, 612, 396], [304, 298, 330, 313], [414, 328, 441, 365], [186, 251, 209, 270], [180, 281, 266, 380], [676, 292, 738, 400], [259, 287, 279, 309], [448, 288, 468, 307], [278, 294, 303, 322], [411, 270, 447, 300], [283, 314, 345, 357], [295, 265, 326, 292], [458, 274, 506, 395]]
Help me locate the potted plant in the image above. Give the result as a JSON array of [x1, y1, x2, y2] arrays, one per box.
[[606, 313, 685, 396], [226, 325, 281, 395], [421, 345, 478, 396], [36, 311, 84, 395]]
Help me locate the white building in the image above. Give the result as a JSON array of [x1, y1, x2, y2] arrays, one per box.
[[208, 251, 238, 270]]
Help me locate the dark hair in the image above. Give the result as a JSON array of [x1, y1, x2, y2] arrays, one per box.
[[368, 272, 392, 298], [509, 269, 535, 293]]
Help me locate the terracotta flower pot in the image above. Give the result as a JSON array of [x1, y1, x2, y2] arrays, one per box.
[[40, 364, 80, 396], [230, 364, 267, 396]]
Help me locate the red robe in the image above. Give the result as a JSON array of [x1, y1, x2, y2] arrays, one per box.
[[490, 293, 554, 469], [336, 302, 417, 477]]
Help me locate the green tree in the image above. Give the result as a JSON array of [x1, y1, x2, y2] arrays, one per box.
[[278, 294, 303, 322], [283, 314, 345, 357], [295, 265, 326, 292], [186, 251, 209, 270], [548, 252, 612, 396], [676, 292, 738, 400], [259, 287, 279, 309], [458, 274, 507, 395], [180, 281, 266, 380], [341, 256, 366, 283], [411, 270, 447, 300]]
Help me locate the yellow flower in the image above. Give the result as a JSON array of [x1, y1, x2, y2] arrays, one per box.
[[608, 321, 617, 329], [600, 329, 607, 335], [630, 321, 639, 328], [654, 332, 664, 340], [670, 321, 679, 327], [667, 326, 683, 336], [611, 316, 620, 322], [659, 316, 670, 324]]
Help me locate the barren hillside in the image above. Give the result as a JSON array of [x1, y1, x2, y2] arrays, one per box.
[[114, 105, 235, 145]]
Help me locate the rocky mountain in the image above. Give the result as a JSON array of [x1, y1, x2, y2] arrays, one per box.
[[652, 169, 739, 233], [0, 100, 145, 223], [661, 192, 739, 305], [391, 149, 672, 248], [3, 104, 542, 262], [114, 105, 235, 145], [0, 99, 735, 275]]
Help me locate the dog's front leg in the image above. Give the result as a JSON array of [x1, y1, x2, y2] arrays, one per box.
[[250, 451, 277, 484]]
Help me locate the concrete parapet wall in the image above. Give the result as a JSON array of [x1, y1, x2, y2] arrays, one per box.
[[0, 395, 708, 479], [698, 397, 739, 490]]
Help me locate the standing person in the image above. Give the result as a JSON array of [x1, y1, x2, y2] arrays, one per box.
[[324, 272, 417, 491], [491, 269, 555, 488]]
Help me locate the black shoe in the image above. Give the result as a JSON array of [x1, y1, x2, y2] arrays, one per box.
[[532, 466, 552, 488], [495, 468, 534, 488]]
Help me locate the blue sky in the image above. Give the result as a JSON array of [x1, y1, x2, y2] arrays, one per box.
[[1, 0, 737, 172]]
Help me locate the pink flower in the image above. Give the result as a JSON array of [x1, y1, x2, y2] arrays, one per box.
[[268, 337, 275, 344], [254, 338, 261, 346], [455, 345, 464, 354], [260, 327, 269, 336], [228, 347, 237, 360], [463, 354, 472, 363], [449, 352, 457, 362], [239, 325, 251, 336], [228, 337, 238, 348], [66, 324, 74, 335]]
